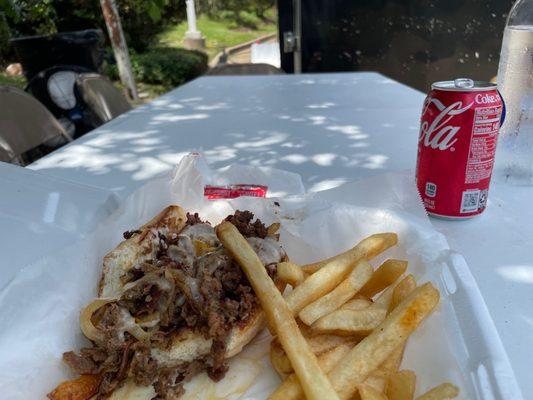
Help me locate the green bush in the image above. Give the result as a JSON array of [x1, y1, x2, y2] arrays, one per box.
[[237, 10, 261, 29], [202, 0, 275, 22], [106, 47, 207, 88], [215, 9, 262, 30]]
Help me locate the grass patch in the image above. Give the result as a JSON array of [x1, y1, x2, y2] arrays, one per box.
[[157, 14, 276, 60], [0, 73, 26, 89]]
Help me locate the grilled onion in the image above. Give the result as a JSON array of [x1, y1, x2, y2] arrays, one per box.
[[80, 298, 116, 342]]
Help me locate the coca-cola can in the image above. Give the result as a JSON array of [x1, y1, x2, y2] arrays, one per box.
[[415, 78, 504, 219]]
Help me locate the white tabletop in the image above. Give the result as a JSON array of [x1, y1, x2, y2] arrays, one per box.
[[0, 162, 118, 288], [24, 72, 532, 395]]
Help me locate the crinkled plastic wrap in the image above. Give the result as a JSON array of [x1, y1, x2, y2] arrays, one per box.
[[0, 154, 522, 399]]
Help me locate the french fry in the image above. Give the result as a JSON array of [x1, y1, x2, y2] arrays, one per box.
[[370, 272, 415, 313], [301, 233, 397, 275], [271, 334, 357, 376], [380, 343, 406, 374], [371, 282, 398, 310], [270, 339, 294, 377], [357, 351, 405, 398], [278, 261, 306, 287], [268, 335, 405, 400], [312, 308, 387, 335], [364, 370, 389, 393], [329, 283, 440, 400], [387, 370, 416, 400], [360, 349, 407, 397], [216, 222, 340, 400], [268, 343, 353, 400], [415, 383, 459, 400], [358, 384, 389, 400], [377, 275, 416, 378], [268, 284, 439, 400], [390, 275, 417, 312], [307, 333, 357, 354], [301, 260, 329, 275], [366, 275, 414, 379], [360, 259, 408, 298], [47, 374, 101, 400], [286, 233, 398, 314], [299, 260, 373, 325], [340, 297, 373, 311]]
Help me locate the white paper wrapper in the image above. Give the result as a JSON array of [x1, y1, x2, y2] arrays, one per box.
[[0, 154, 521, 400]]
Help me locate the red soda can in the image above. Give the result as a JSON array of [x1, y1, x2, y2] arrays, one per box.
[[415, 78, 504, 218]]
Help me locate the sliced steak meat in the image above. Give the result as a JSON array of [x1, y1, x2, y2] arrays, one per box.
[[63, 351, 99, 375], [180, 302, 199, 328], [199, 273, 223, 301], [186, 212, 204, 226], [93, 303, 130, 351], [207, 362, 229, 382], [265, 263, 277, 278], [234, 284, 256, 323], [130, 343, 158, 386], [64, 210, 284, 400], [123, 229, 141, 239], [207, 339, 229, 379], [181, 359, 207, 382], [214, 260, 245, 293], [225, 210, 268, 238], [120, 281, 164, 318], [153, 368, 184, 400]]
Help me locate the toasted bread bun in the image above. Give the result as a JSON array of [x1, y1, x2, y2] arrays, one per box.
[[90, 205, 282, 399], [99, 309, 267, 400], [99, 205, 188, 298]]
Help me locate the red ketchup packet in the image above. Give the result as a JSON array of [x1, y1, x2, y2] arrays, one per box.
[[204, 184, 268, 200]]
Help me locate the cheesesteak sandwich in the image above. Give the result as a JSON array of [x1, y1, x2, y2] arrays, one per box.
[[48, 205, 286, 400]]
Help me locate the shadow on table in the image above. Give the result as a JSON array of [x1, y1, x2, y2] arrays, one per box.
[[29, 73, 423, 196]]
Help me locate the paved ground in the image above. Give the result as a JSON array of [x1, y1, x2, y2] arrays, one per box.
[[227, 36, 278, 64]]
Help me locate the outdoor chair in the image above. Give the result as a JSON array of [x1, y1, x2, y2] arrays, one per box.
[[0, 86, 72, 165], [206, 63, 284, 76], [0, 142, 17, 164], [76, 73, 132, 125]]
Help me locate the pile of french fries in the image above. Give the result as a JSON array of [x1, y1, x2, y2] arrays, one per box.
[[216, 222, 460, 400]]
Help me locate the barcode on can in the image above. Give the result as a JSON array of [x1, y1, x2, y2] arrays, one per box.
[[460, 190, 480, 213]]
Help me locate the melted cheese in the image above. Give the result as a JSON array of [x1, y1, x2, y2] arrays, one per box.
[[246, 236, 286, 265], [180, 223, 219, 246]]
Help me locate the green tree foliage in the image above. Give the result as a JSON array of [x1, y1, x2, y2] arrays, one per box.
[[0, 0, 275, 66], [1, 0, 186, 55], [200, 0, 275, 26]]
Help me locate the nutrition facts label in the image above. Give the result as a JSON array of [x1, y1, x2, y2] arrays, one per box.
[[465, 105, 502, 184]]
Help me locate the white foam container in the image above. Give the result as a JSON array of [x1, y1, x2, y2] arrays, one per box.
[[0, 155, 522, 399]]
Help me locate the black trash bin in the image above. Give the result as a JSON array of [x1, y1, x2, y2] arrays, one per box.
[[10, 29, 105, 80]]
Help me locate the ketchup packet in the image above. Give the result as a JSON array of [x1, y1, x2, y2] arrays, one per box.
[[204, 184, 268, 200]]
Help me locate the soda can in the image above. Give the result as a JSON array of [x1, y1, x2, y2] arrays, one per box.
[[415, 78, 504, 219]]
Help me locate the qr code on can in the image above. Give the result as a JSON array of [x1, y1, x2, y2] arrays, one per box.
[[460, 190, 480, 213]]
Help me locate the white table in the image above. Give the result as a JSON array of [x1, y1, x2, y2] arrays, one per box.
[[0, 162, 118, 288], [24, 72, 533, 395]]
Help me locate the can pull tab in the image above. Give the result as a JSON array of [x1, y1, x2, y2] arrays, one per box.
[[454, 78, 475, 89]]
